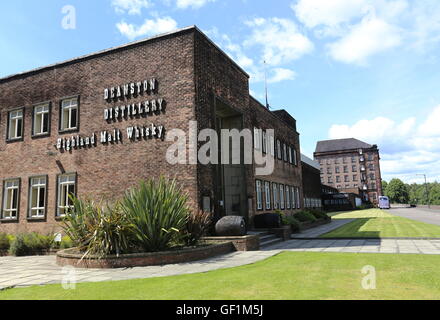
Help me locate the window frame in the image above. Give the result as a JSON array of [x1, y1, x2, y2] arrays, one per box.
[[55, 172, 77, 218], [32, 102, 51, 138], [272, 183, 279, 209], [1, 178, 21, 222], [255, 180, 263, 211], [59, 96, 80, 134], [28, 175, 48, 220], [276, 140, 282, 160], [279, 184, 285, 210], [264, 181, 271, 210], [285, 185, 291, 209], [6, 107, 25, 142]]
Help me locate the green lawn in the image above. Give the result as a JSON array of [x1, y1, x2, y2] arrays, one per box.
[[321, 209, 440, 239], [1, 251, 440, 300]]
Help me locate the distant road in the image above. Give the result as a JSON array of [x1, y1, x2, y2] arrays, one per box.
[[389, 207, 440, 227]]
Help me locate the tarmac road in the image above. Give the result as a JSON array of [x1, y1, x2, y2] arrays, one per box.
[[389, 206, 440, 226]]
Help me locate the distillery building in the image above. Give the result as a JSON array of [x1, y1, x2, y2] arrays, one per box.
[[314, 138, 383, 204], [0, 26, 303, 234]]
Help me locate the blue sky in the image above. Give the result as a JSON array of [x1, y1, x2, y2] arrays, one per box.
[[1, 0, 440, 183]]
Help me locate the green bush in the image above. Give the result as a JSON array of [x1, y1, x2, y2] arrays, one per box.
[[62, 197, 133, 258], [307, 209, 330, 221], [294, 211, 317, 223], [184, 211, 213, 246], [8, 233, 53, 256], [121, 178, 190, 252], [281, 215, 301, 233], [0, 233, 10, 251]]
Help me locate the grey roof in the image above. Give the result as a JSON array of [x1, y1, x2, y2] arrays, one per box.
[[315, 138, 373, 153], [301, 154, 320, 170]]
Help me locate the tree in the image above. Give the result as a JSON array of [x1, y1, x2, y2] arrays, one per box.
[[385, 178, 409, 204], [382, 180, 388, 194]]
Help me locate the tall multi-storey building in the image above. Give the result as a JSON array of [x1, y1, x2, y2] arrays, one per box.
[[314, 138, 383, 204]]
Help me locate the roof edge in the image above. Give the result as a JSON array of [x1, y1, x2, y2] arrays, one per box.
[[0, 26, 200, 83]]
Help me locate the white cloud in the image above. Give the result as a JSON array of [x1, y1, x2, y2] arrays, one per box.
[[268, 68, 296, 83], [116, 16, 178, 40], [244, 17, 314, 66], [112, 0, 151, 15], [327, 16, 402, 65], [327, 105, 440, 182], [176, 0, 215, 9], [293, 0, 440, 64], [293, 0, 368, 31]]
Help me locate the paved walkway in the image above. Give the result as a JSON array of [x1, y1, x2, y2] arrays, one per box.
[[0, 251, 277, 290], [291, 219, 355, 238], [390, 207, 440, 226]]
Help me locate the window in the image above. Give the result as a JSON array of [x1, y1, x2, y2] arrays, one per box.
[[344, 166, 348, 173], [33, 103, 50, 136], [265, 181, 271, 210], [343, 157, 348, 164], [8, 109, 24, 140], [353, 175, 358, 181], [368, 153, 374, 161], [29, 176, 47, 218], [256, 180, 263, 210], [285, 185, 290, 209], [272, 183, 279, 209], [351, 156, 356, 163], [371, 182, 377, 190], [283, 143, 288, 162], [293, 148, 298, 166], [327, 167, 332, 174], [254, 128, 261, 150], [290, 186, 295, 209], [328, 177, 333, 184], [352, 165, 357, 172], [269, 135, 275, 157], [345, 175, 349, 182], [276, 140, 282, 160], [262, 130, 267, 154], [60, 97, 79, 132], [2, 179, 20, 220], [335, 167, 340, 173], [280, 185, 285, 210], [370, 173, 376, 180], [295, 187, 301, 209], [289, 146, 293, 164], [57, 174, 76, 217], [369, 164, 375, 171], [336, 176, 341, 183]]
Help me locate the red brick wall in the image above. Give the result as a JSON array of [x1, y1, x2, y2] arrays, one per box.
[[0, 29, 198, 234]]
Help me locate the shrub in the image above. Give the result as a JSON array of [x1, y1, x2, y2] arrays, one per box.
[[62, 197, 133, 258], [8, 233, 53, 256], [294, 211, 317, 223], [184, 211, 213, 246], [281, 215, 301, 233], [307, 209, 330, 221], [60, 236, 74, 249], [0, 233, 10, 251], [121, 177, 190, 252]]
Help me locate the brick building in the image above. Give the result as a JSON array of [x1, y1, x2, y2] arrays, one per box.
[[0, 26, 303, 235], [314, 138, 383, 204]]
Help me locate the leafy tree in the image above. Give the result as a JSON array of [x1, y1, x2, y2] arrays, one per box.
[[385, 178, 409, 204]]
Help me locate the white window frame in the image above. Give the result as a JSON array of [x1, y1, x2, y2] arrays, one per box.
[[256, 180, 263, 210], [8, 109, 23, 140], [272, 183, 279, 210], [293, 148, 298, 166], [283, 143, 287, 162], [265, 181, 271, 210], [60, 98, 78, 131], [57, 174, 76, 217], [285, 185, 291, 209], [2, 179, 20, 220], [291, 186, 296, 209], [270, 136, 275, 157], [254, 128, 261, 150], [33, 104, 50, 136], [296, 187, 301, 209], [280, 184, 285, 210], [29, 176, 47, 218]]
